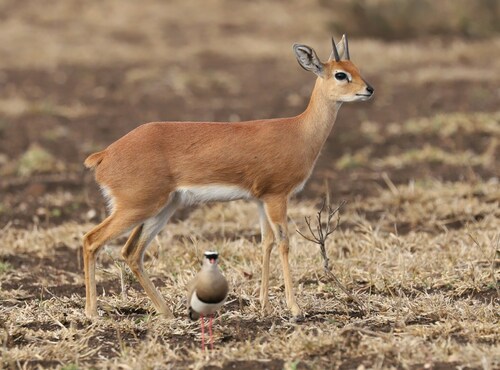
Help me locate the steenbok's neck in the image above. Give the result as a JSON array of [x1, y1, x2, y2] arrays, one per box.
[[299, 78, 342, 154]]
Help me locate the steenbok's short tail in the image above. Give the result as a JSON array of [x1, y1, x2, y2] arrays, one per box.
[[84, 151, 106, 169]]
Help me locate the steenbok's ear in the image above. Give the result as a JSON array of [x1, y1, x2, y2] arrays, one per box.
[[293, 44, 326, 78]]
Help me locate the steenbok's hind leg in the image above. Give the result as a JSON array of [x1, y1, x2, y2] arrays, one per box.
[[121, 195, 180, 317], [83, 213, 138, 318]]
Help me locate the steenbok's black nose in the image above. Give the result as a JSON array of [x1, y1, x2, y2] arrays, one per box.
[[366, 85, 374, 94]]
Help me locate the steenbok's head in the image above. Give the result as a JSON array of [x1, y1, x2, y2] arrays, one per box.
[[293, 35, 374, 103]]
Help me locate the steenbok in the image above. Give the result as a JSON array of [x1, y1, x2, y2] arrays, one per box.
[[83, 35, 374, 319]]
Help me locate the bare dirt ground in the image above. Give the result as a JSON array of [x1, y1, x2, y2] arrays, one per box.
[[0, 1, 499, 369]]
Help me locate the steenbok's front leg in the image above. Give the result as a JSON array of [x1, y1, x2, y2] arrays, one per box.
[[258, 202, 275, 315], [262, 197, 301, 318]]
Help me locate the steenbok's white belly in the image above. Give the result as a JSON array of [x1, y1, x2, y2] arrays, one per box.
[[177, 185, 252, 206]]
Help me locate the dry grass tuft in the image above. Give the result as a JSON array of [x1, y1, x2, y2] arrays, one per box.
[[1, 180, 498, 369]]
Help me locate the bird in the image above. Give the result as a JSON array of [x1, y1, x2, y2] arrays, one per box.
[[187, 251, 229, 350]]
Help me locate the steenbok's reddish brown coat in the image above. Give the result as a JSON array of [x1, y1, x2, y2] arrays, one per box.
[[83, 35, 374, 319]]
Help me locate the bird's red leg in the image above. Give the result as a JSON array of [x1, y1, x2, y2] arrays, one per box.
[[200, 314, 205, 351], [208, 315, 214, 350]]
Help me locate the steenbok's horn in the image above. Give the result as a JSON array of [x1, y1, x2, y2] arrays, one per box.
[[344, 34, 350, 60], [331, 37, 340, 62]]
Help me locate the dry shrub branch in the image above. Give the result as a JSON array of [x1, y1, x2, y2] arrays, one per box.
[[297, 198, 366, 314]]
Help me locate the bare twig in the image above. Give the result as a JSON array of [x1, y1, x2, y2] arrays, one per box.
[[296, 198, 345, 272], [297, 198, 366, 314]]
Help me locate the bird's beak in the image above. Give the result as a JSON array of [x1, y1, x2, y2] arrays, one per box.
[[209, 258, 216, 264]]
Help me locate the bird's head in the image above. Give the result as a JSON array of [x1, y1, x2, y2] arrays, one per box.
[[203, 251, 219, 266]]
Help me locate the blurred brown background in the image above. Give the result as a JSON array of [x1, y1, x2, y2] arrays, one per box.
[[0, 0, 499, 227], [0, 3, 499, 369]]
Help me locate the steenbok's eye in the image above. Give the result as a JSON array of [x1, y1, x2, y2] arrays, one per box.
[[334, 72, 348, 81]]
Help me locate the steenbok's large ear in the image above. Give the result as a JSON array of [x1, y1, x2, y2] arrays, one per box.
[[329, 34, 350, 61], [293, 44, 326, 78]]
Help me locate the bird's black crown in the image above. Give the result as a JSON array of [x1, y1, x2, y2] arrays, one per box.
[[204, 251, 219, 260]]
